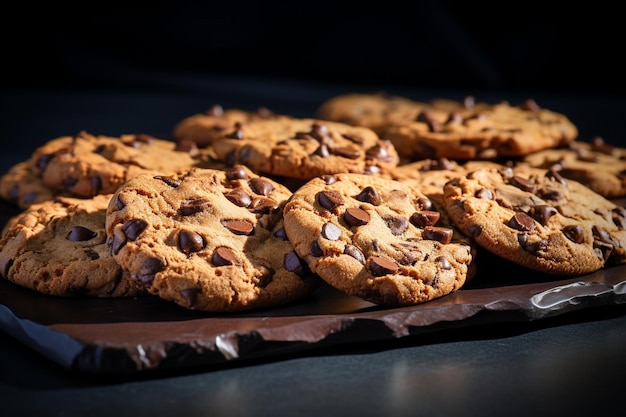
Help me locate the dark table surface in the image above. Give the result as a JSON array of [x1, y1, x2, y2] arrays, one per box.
[[1, 75, 625, 417]]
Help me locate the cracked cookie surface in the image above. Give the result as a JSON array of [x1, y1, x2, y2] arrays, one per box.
[[105, 165, 319, 312], [283, 173, 474, 306]]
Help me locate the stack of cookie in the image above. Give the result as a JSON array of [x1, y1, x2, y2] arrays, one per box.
[[1, 93, 625, 312]]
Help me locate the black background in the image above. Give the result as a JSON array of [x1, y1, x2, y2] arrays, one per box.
[[2, 1, 623, 94]]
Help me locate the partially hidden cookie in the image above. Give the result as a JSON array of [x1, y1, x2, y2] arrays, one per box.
[[173, 104, 292, 148], [30, 130, 216, 198], [523, 137, 626, 198], [0, 194, 142, 297], [282, 173, 474, 307], [105, 166, 320, 312], [211, 118, 400, 180], [442, 167, 626, 275], [315, 92, 426, 135], [0, 161, 62, 209], [382, 97, 579, 160]]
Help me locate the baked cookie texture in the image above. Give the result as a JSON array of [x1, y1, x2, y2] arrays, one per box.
[[29, 131, 218, 198], [315, 92, 426, 135], [0, 161, 62, 209], [282, 173, 474, 306], [523, 137, 626, 198], [381, 97, 578, 160], [210, 117, 400, 180], [0, 194, 142, 297], [105, 166, 320, 312], [173, 104, 292, 148], [442, 167, 626, 275]]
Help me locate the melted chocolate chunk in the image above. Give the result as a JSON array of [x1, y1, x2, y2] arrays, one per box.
[[256, 269, 274, 288], [122, 219, 148, 240], [518, 234, 548, 254], [317, 190, 343, 210], [274, 228, 288, 240], [284, 251, 304, 274], [175, 139, 198, 153], [180, 288, 201, 307], [384, 216, 408, 235], [508, 212, 535, 231], [355, 186, 381, 206], [134, 257, 166, 286], [344, 207, 370, 226], [226, 165, 249, 181], [475, 188, 493, 199], [509, 175, 536, 193], [562, 225, 584, 244], [423, 226, 453, 244], [410, 210, 440, 228], [180, 198, 212, 215], [154, 176, 182, 188], [249, 178, 274, 196], [178, 230, 206, 255], [344, 244, 365, 264], [368, 256, 398, 276], [66, 226, 97, 242], [530, 205, 557, 226], [225, 189, 252, 208], [310, 240, 324, 257], [212, 246, 239, 266], [221, 219, 254, 235], [321, 222, 342, 240], [332, 146, 361, 159]]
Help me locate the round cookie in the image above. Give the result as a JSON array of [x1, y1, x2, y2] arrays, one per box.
[[382, 97, 579, 160], [30, 130, 213, 198], [0, 161, 62, 209], [173, 104, 292, 148], [105, 165, 320, 312], [442, 167, 626, 275], [0, 194, 142, 297], [523, 137, 626, 198], [315, 92, 426, 135], [282, 173, 474, 307], [210, 117, 400, 180]]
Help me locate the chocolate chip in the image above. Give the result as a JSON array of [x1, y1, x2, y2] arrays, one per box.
[[344, 245, 365, 264], [355, 186, 381, 206], [284, 251, 304, 274], [423, 226, 453, 244], [83, 248, 100, 260], [530, 205, 557, 226], [518, 234, 548, 254], [116, 194, 126, 210], [36, 153, 55, 173], [368, 256, 398, 276], [410, 210, 441, 227], [226, 125, 244, 139], [62, 176, 77, 190], [23, 192, 38, 205], [344, 207, 370, 226], [537, 187, 563, 201], [1, 258, 13, 278], [179, 198, 212, 216], [468, 224, 483, 237], [274, 228, 288, 240], [109, 234, 126, 256], [317, 190, 343, 210], [227, 165, 249, 180], [365, 144, 393, 162], [562, 225, 584, 244], [612, 207, 626, 228], [310, 240, 324, 257], [332, 146, 361, 159], [249, 197, 279, 214], [416, 110, 441, 132], [384, 216, 408, 235], [134, 134, 155, 144], [154, 176, 182, 188], [314, 144, 330, 157], [320, 175, 337, 185], [178, 230, 206, 255], [508, 212, 535, 231], [221, 219, 254, 235], [416, 197, 432, 210], [509, 175, 536, 193], [66, 226, 97, 242], [545, 169, 567, 186], [85, 176, 100, 198], [435, 256, 451, 270], [133, 257, 166, 286], [249, 178, 274, 196], [180, 288, 201, 307], [475, 188, 493, 199], [225, 189, 252, 208], [341, 133, 364, 144], [321, 222, 342, 240], [212, 246, 239, 266], [256, 269, 274, 288], [445, 112, 463, 124], [122, 219, 148, 240]]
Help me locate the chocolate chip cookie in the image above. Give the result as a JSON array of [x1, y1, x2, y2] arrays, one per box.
[[0, 194, 142, 297], [315, 92, 426, 135], [105, 165, 320, 312], [173, 104, 291, 148], [383, 97, 579, 160], [523, 137, 626, 198], [210, 118, 400, 180], [30, 130, 213, 198], [0, 161, 62, 209], [442, 167, 626, 275], [282, 173, 474, 307]]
